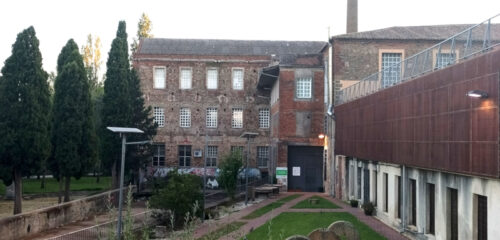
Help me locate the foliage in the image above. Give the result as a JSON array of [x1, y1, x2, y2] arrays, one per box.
[[217, 151, 243, 200], [362, 202, 375, 216], [81, 34, 102, 91], [50, 39, 97, 201], [244, 212, 386, 240], [131, 13, 153, 54], [350, 199, 359, 208], [0, 176, 111, 195], [291, 196, 340, 209], [150, 171, 203, 227], [0, 26, 51, 214], [243, 194, 302, 219]]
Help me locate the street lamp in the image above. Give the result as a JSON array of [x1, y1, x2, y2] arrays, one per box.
[[106, 127, 144, 240], [240, 132, 259, 205]]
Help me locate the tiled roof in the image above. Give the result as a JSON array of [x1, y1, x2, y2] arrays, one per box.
[[137, 38, 328, 56], [332, 24, 500, 41]]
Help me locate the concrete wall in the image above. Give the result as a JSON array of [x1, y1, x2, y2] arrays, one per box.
[[0, 190, 116, 240]]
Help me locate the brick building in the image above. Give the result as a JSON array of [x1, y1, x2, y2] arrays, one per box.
[[133, 39, 327, 190]]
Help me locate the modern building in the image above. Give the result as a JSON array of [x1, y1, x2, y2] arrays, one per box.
[[329, 9, 500, 240], [133, 39, 327, 191]]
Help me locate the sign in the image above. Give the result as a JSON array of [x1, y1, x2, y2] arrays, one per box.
[[293, 167, 301, 176], [276, 167, 288, 179]]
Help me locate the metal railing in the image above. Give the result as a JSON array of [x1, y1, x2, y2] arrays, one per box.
[[335, 13, 500, 105]]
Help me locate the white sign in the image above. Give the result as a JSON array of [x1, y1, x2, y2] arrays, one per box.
[[292, 167, 301, 176]]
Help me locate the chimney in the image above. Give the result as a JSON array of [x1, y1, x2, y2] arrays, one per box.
[[346, 0, 358, 33]]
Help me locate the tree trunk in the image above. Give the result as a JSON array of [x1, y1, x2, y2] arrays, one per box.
[[40, 171, 45, 189], [58, 175, 63, 204], [64, 176, 71, 202], [13, 169, 22, 215]]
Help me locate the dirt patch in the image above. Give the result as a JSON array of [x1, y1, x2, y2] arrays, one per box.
[[0, 196, 83, 218]]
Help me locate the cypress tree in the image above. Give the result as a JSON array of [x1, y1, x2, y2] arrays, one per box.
[[0, 26, 51, 214], [50, 39, 97, 202]]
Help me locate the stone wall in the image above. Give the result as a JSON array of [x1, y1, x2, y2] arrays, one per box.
[[0, 189, 117, 240]]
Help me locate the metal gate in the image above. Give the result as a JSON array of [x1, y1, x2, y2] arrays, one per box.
[[287, 146, 323, 192]]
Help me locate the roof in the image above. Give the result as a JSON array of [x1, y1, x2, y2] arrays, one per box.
[[137, 38, 328, 56], [332, 24, 500, 41]]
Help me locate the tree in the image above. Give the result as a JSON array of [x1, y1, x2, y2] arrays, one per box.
[[131, 13, 153, 55], [0, 26, 51, 214], [217, 151, 244, 200], [82, 34, 102, 91], [50, 39, 97, 202]]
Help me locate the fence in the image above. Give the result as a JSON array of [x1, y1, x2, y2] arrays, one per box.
[[335, 13, 500, 105]]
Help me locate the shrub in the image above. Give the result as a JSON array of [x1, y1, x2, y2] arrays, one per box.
[[349, 199, 359, 208], [362, 202, 375, 216], [217, 151, 243, 200], [150, 170, 203, 227]]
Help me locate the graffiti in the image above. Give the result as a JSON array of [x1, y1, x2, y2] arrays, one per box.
[[147, 167, 219, 178]]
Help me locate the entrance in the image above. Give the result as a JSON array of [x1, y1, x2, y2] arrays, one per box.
[[287, 146, 324, 192]]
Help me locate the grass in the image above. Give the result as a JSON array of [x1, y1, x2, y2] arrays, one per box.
[[291, 195, 340, 209], [0, 176, 111, 195], [244, 212, 386, 240], [198, 221, 246, 240], [242, 194, 302, 220]]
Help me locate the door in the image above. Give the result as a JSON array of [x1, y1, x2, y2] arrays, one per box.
[[363, 168, 370, 203], [288, 146, 323, 192]]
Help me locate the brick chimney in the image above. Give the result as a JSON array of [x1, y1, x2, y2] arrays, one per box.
[[346, 0, 358, 33]]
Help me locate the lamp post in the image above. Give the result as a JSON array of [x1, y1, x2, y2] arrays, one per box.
[[106, 127, 144, 240], [240, 132, 258, 205]]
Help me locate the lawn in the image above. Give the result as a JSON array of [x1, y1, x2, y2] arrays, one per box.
[[0, 176, 111, 195], [242, 194, 302, 220], [291, 196, 339, 209], [244, 212, 386, 240], [198, 221, 246, 240]]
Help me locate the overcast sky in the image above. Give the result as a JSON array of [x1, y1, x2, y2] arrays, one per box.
[[0, 0, 498, 75]]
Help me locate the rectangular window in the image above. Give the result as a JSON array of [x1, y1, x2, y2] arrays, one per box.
[[232, 68, 244, 90], [381, 53, 402, 87], [383, 173, 388, 212], [257, 146, 269, 168], [180, 67, 192, 89], [357, 167, 362, 199], [427, 183, 435, 235], [153, 107, 165, 127], [206, 68, 218, 89], [409, 179, 417, 226], [206, 107, 217, 128], [435, 52, 456, 69], [179, 108, 191, 128], [152, 143, 165, 167], [232, 108, 243, 128], [178, 145, 191, 167], [396, 176, 401, 219], [296, 77, 312, 98], [476, 195, 487, 240], [259, 108, 270, 128], [206, 146, 217, 167], [448, 188, 458, 240], [154, 67, 166, 89]]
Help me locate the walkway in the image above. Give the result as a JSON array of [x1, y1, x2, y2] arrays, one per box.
[[194, 192, 408, 240]]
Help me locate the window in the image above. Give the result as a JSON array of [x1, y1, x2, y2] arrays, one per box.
[[178, 145, 191, 167], [357, 167, 362, 199], [259, 108, 270, 128], [232, 68, 244, 90], [232, 108, 243, 128], [381, 52, 402, 87], [152, 143, 165, 167], [427, 183, 435, 235], [206, 107, 217, 128], [409, 179, 417, 226], [296, 77, 312, 99], [206, 146, 218, 167], [207, 68, 218, 89], [476, 195, 487, 240], [435, 52, 456, 69], [179, 108, 191, 128], [383, 173, 388, 212], [257, 146, 269, 168], [153, 107, 165, 127], [180, 67, 192, 89], [448, 188, 458, 240], [154, 67, 166, 89], [396, 176, 401, 219]]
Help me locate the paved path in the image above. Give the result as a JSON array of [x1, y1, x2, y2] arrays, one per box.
[[194, 192, 408, 240]]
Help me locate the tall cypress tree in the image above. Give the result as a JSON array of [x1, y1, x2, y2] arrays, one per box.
[[50, 39, 97, 202], [0, 26, 51, 214], [101, 21, 132, 190]]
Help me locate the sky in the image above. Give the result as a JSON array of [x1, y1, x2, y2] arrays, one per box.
[[0, 0, 499, 75]]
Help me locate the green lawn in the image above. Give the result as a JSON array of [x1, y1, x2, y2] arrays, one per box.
[[291, 196, 340, 209], [198, 221, 246, 240], [242, 194, 302, 220], [244, 212, 386, 240], [0, 176, 111, 195]]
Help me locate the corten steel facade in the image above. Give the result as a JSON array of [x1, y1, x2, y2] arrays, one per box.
[[133, 39, 327, 185]]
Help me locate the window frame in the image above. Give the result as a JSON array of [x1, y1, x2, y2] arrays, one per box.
[[152, 143, 165, 167], [232, 68, 244, 90], [179, 107, 191, 128], [257, 146, 269, 168], [231, 107, 243, 128], [206, 107, 218, 128], [206, 146, 218, 167], [178, 145, 192, 167], [206, 67, 218, 90], [153, 66, 166, 89], [259, 108, 270, 129], [179, 67, 193, 90], [378, 49, 405, 88], [153, 106, 165, 127]]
